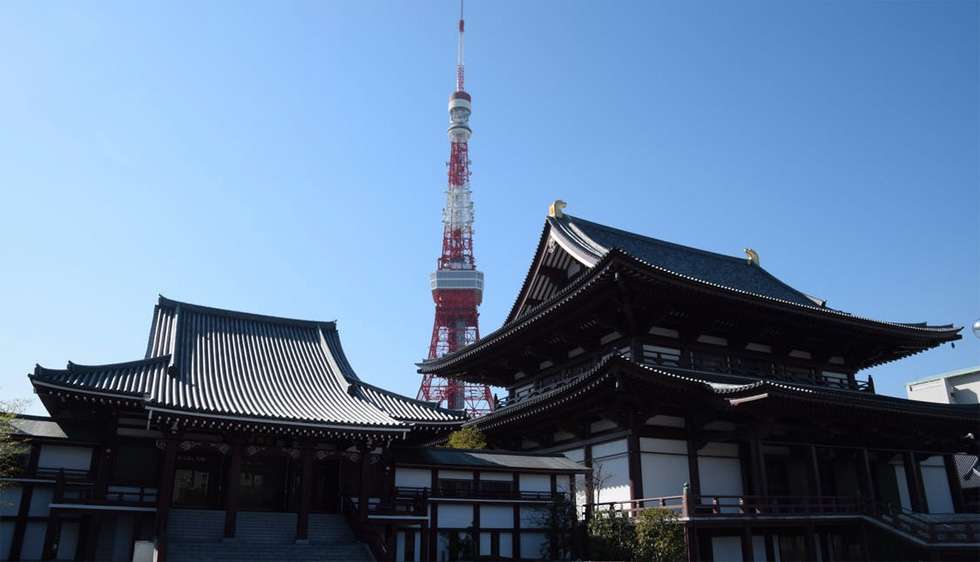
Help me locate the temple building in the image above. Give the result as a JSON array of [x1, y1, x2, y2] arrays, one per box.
[[1, 297, 585, 562], [419, 204, 980, 561], [3, 207, 978, 562]]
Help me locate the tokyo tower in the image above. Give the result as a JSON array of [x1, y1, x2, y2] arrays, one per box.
[[417, 5, 493, 417]]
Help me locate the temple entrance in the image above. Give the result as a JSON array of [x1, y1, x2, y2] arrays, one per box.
[[240, 454, 288, 510], [312, 459, 343, 513], [172, 454, 222, 508]]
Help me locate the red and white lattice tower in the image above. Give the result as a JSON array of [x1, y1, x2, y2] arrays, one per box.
[[417, 6, 493, 417]]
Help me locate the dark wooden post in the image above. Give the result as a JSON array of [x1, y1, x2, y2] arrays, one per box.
[[155, 439, 178, 560], [627, 410, 644, 502], [857, 448, 876, 506], [684, 522, 700, 562], [804, 523, 817, 561], [740, 526, 755, 562], [296, 446, 314, 542], [224, 443, 244, 540], [902, 451, 926, 513], [358, 447, 371, 522], [583, 444, 594, 521], [807, 445, 823, 497]]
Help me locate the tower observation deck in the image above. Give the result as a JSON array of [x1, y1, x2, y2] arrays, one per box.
[[417, 7, 494, 417]]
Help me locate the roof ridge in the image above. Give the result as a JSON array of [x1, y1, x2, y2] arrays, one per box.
[[157, 295, 337, 331]]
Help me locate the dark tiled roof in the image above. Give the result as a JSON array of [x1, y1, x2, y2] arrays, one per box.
[[550, 214, 823, 308], [392, 446, 587, 473], [9, 415, 102, 441], [31, 297, 465, 431]]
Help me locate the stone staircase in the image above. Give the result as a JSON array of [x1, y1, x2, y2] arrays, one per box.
[[166, 509, 374, 561]]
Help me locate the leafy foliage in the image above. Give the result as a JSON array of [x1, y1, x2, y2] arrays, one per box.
[[444, 425, 487, 450], [538, 493, 579, 560], [587, 507, 635, 561], [634, 508, 685, 562], [0, 400, 29, 487], [587, 507, 685, 562]]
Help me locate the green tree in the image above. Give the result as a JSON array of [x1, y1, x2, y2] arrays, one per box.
[[634, 508, 685, 562], [587, 507, 635, 561], [444, 425, 486, 450], [1, 399, 29, 487], [538, 493, 579, 560]]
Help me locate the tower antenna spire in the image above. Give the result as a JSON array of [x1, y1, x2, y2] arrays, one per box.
[[417, 3, 494, 418], [456, 0, 465, 92]]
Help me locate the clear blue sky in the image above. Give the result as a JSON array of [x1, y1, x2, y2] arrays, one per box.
[[1, 1, 977, 416]]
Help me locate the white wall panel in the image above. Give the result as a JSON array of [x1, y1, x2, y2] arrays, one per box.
[[711, 536, 743, 562], [0, 521, 14, 560], [520, 506, 548, 528], [520, 532, 546, 560], [921, 456, 954, 514], [640, 438, 687, 455], [480, 472, 512, 481], [437, 504, 474, 528], [20, 522, 47, 561], [519, 474, 550, 493], [698, 457, 743, 497], [593, 439, 628, 459], [640, 452, 688, 499], [0, 484, 22, 517], [395, 468, 431, 488], [438, 470, 473, 480], [593, 455, 630, 504], [28, 486, 53, 517], [38, 445, 92, 471], [480, 505, 513, 528]]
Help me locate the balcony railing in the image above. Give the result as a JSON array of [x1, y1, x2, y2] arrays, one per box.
[[52, 472, 158, 508], [589, 495, 980, 545], [498, 348, 873, 408]]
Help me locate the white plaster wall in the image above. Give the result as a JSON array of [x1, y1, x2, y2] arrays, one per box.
[[592, 455, 630, 504], [499, 532, 513, 559], [751, 536, 767, 562], [38, 444, 92, 471], [921, 456, 955, 513], [479, 532, 491, 557], [519, 505, 547, 528], [480, 472, 512, 481], [640, 438, 686, 455], [640, 452, 688, 499], [395, 468, 431, 488], [29, 486, 54, 517], [698, 457, 743, 499], [590, 419, 618, 433], [0, 521, 14, 560], [56, 521, 80, 560], [438, 470, 473, 480], [0, 484, 22, 517], [711, 536, 743, 562], [891, 461, 912, 511], [520, 532, 546, 560], [907, 379, 953, 404], [20, 521, 47, 561], [436, 504, 474, 528], [593, 439, 628, 458], [481, 505, 513, 528], [519, 473, 551, 493]]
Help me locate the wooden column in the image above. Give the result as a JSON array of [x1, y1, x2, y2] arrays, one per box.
[[804, 524, 817, 561], [943, 454, 966, 513], [358, 447, 371, 522], [627, 410, 644, 502], [807, 445, 823, 497], [740, 526, 755, 562], [686, 425, 702, 497], [857, 448, 876, 506], [155, 438, 178, 561], [224, 443, 244, 540], [296, 447, 314, 542], [10, 484, 34, 561], [683, 523, 700, 562], [83, 512, 104, 561], [902, 451, 926, 513], [746, 432, 768, 496], [764, 532, 775, 561], [11, 444, 41, 561], [583, 444, 594, 521]]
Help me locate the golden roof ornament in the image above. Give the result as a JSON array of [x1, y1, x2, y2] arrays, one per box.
[[744, 248, 760, 266], [549, 200, 567, 218]]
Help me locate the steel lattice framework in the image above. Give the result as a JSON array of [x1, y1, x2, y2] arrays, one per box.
[[417, 8, 493, 417]]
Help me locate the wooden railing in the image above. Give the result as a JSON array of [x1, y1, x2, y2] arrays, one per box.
[[52, 471, 158, 507], [589, 495, 979, 545]]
